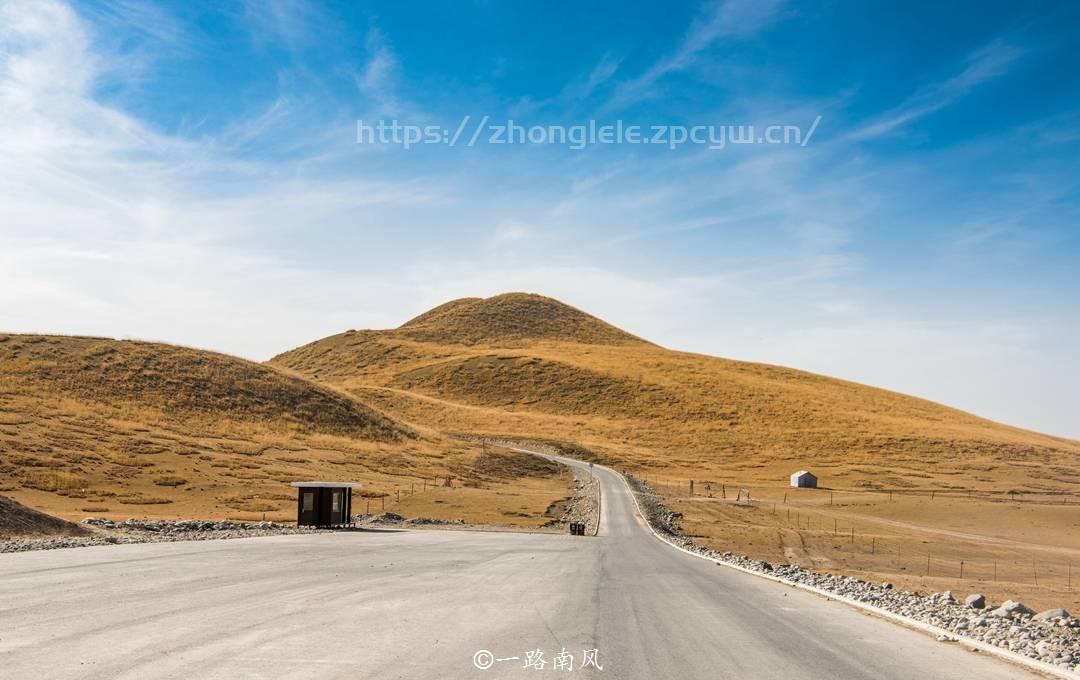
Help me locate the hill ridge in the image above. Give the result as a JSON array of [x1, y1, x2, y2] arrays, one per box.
[[396, 293, 648, 347]]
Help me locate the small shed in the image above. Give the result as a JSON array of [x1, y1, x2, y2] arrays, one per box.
[[790, 470, 817, 489], [291, 482, 361, 527]]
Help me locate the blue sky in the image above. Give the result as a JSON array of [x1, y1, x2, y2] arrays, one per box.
[[1, 0, 1078, 438]]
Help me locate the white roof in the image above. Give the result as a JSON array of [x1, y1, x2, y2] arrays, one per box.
[[791, 470, 813, 477], [290, 481, 362, 489]]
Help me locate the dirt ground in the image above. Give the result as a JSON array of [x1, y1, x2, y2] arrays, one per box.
[[658, 483, 1080, 612]]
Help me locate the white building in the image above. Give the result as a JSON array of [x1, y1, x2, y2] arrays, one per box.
[[790, 470, 817, 488]]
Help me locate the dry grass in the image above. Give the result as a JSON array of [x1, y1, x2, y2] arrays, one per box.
[[0, 333, 572, 527], [666, 487, 1080, 612], [0, 334, 407, 441], [397, 292, 646, 346], [153, 475, 188, 487]]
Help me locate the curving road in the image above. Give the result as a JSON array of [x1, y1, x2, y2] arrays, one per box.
[[0, 454, 1036, 679]]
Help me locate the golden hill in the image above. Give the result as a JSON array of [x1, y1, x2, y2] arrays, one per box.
[[398, 292, 647, 346], [271, 293, 1080, 493], [0, 335, 407, 441], [0, 334, 571, 525]]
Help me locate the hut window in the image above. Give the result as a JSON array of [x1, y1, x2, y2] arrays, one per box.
[[332, 491, 341, 512], [302, 492, 314, 512]]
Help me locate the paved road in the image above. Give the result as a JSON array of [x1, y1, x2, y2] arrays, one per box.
[[0, 457, 1036, 680]]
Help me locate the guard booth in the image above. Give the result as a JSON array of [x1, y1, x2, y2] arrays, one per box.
[[291, 482, 361, 527]]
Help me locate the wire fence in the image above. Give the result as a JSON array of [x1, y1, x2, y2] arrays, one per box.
[[645, 477, 1080, 507], [642, 476, 1079, 590]]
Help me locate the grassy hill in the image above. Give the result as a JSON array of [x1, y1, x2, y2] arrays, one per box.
[[0, 334, 408, 441], [271, 293, 1080, 493], [0, 334, 570, 525], [398, 292, 647, 346]]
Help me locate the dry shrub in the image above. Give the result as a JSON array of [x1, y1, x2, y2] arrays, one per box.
[[220, 494, 280, 512], [108, 453, 154, 468], [23, 470, 86, 493], [115, 494, 173, 505], [153, 475, 188, 487]]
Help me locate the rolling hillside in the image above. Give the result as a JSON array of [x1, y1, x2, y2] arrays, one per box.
[[0, 334, 570, 525], [271, 293, 1080, 493]]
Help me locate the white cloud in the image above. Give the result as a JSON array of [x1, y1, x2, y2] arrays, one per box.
[[848, 40, 1024, 141], [355, 26, 407, 115], [241, 0, 323, 51], [610, 0, 787, 107]]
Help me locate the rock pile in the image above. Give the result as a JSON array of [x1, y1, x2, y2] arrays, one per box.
[[1, 518, 317, 553], [560, 474, 600, 535], [625, 476, 1080, 674]]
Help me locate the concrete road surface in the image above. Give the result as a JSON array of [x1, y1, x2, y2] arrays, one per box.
[[0, 456, 1038, 680]]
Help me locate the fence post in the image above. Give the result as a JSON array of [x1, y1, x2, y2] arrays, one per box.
[[834, 518, 838, 534], [850, 527, 854, 544], [1033, 561, 1038, 586], [960, 560, 964, 579], [926, 552, 931, 576], [871, 537, 876, 555]]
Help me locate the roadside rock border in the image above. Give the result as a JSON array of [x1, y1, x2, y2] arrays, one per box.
[[625, 475, 1080, 676], [1, 518, 322, 553]]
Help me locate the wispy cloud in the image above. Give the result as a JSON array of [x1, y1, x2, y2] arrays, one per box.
[[355, 26, 406, 115], [241, 0, 322, 51], [609, 0, 786, 107], [77, 0, 199, 56], [848, 39, 1024, 141], [561, 53, 622, 103]]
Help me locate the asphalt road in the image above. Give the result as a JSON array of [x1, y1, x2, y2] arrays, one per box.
[[0, 457, 1037, 680]]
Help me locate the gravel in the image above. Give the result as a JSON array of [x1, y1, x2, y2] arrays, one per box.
[[558, 471, 600, 535], [0, 518, 322, 553], [354, 513, 466, 526], [626, 475, 1080, 674]]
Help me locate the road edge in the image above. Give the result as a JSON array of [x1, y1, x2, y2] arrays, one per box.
[[512, 444, 1073, 678], [610, 467, 1074, 680]]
